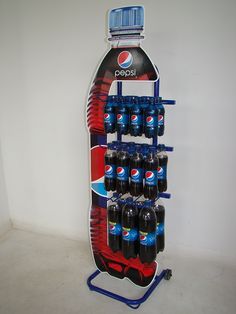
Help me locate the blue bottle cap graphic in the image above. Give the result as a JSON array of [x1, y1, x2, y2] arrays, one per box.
[[109, 6, 144, 33]]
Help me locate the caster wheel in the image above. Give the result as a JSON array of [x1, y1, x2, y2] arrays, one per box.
[[164, 269, 172, 280]]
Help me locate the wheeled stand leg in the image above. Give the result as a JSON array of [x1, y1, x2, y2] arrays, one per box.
[[87, 269, 172, 309]]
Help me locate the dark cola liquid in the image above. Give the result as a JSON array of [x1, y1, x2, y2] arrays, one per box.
[[144, 152, 159, 200], [154, 203, 165, 252], [157, 152, 168, 192], [108, 203, 122, 252], [116, 149, 130, 195], [130, 152, 143, 196], [122, 202, 139, 259], [104, 149, 116, 191], [139, 204, 157, 263]]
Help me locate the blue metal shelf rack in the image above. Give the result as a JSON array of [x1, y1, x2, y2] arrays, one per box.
[[87, 81, 175, 309]]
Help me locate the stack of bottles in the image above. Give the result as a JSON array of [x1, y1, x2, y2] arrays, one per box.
[[104, 142, 168, 199], [108, 198, 165, 263], [104, 95, 165, 138]]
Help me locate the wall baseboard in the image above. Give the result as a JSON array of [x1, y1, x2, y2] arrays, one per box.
[[0, 220, 12, 238]]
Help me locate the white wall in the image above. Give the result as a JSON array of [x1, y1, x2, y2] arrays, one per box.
[[0, 0, 235, 260], [0, 141, 11, 236]]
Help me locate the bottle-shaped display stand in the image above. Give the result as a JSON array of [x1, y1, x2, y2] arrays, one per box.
[[87, 6, 175, 308]]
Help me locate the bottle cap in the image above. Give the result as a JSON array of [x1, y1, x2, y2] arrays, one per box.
[[134, 144, 142, 152], [112, 140, 119, 148], [149, 146, 157, 154], [124, 96, 131, 105], [144, 200, 153, 207], [107, 143, 113, 150], [109, 6, 144, 34], [131, 96, 138, 104], [117, 96, 124, 105], [120, 143, 127, 151], [107, 95, 117, 105], [126, 197, 133, 204], [142, 143, 149, 156]]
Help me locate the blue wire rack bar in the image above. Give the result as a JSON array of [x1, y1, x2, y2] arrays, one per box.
[[87, 268, 172, 309]]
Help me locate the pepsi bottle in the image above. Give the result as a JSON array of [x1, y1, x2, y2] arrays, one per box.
[[130, 145, 143, 196], [154, 201, 165, 252], [122, 198, 138, 259], [104, 143, 116, 191], [144, 147, 158, 200], [130, 96, 143, 137], [116, 97, 129, 135], [157, 150, 168, 192], [104, 95, 116, 133], [108, 201, 122, 252], [144, 97, 158, 138], [139, 200, 157, 263], [158, 103, 165, 136], [116, 144, 129, 194]]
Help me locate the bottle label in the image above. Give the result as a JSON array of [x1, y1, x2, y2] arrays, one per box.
[[117, 166, 129, 181], [122, 227, 138, 241], [104, 164, 116, 179], [158, 114, 164, 125], [156, 223, 164, 236], [117, 113, 128, 125], [157, 166, 167, 180], [139, 230, 156, 246], [130, 168, 143, 183], [146, 116, 158, 128], [108, 221, 122, 236], [145, 170, 157, 186], [104, 112, 115, 124], [131, 114, 142, 126]]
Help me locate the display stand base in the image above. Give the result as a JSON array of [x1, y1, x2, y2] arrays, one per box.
[[87, 268, 172, 309]]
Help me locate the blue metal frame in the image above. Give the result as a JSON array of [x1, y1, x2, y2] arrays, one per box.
[[87, 269, 171, 309], [117, 81, 123, 142], [90, 81, 175, 308]]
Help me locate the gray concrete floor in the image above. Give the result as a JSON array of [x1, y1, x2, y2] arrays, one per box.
[[0, 229, 236, 314]]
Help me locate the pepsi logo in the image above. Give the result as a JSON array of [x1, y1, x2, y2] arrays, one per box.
[[140, 235, 146, 241], [109, 225, 115, 231], [105, 165, 113, 175], [117, 167, 125, 176], [104, 113, 110, 120], [131, 169, 139, 179], [123, 230, 129, 237], [146, 116, 154, 124], [117, 114, 123, 121], [158, 115, 164, 122], [117, 51, 133, 69], [131, 115, 138, 123], [158, 167, 164, 175], [145, 171, 154, 181]]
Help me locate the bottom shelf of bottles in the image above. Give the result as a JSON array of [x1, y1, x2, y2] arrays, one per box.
[[107, 195, 165, 264]]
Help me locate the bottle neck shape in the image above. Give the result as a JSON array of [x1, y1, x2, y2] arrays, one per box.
[[110, 37, 142, 48]]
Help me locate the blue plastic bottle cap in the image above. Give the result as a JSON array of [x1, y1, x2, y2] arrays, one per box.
[[135, 144, 142, 152], [144, 200, 152, 207], [107, 143, 112, 150], [109, 6, 144, 33], [126, 197, 133, 204], [120, 143, 127, 150]]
